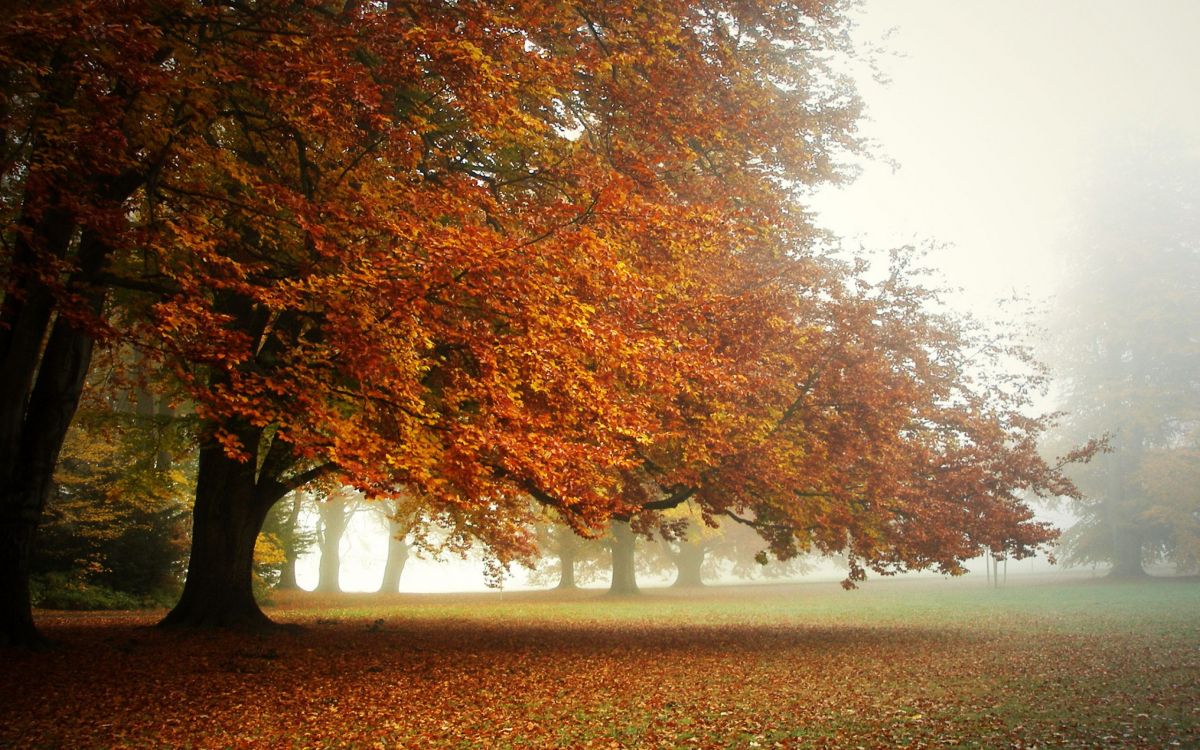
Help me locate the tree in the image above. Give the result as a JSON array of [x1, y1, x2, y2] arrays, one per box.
[[137, 0, 866, 627], [1049, 132, 1200, 576], [1, 0, 196, 645], [261, 489, 315, 591], [528, 514, 609, 590], [314, 488, 360, 594], [529, 248, 1086, 590], [607, 519, 642, 595], [33, 364, 192, 607], [4, 0, 1076, 641], [374, 491, 431, 593], [646, 509, 811, 588]]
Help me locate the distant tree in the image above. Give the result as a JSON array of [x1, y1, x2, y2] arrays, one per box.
[[648, 512, 722, 588], [33, 361, 193, 606], [261, 489, 316, 591], [377, 493, 423, 594], [547, 526, 582, 590], [1049, 132, 1200, 576], [314, 487, 365, 594], [528, 515, 609, 590], [607, 519, 642, 596], [377, 519, 410, 595], [647, 510, 814, 588]]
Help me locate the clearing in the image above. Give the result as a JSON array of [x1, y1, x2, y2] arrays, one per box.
[[3, 576, 1198, 748]]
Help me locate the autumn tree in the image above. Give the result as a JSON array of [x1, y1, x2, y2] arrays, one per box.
[[33, 363, 193, 606], [137, 0, 869, 627], [376, 492, 425, 594], [1, 0, 1078, 641], [659, 521, 716, 588], [644, 508, 811, 588], [312, 488, 362, 594], [528, 514, 609, 590], [0, 0, 197, 645], [261, 489, 315, 591], [1048, 132, 1200, 576], [377, 512, 412, 594], [606, 518, 645, 595]]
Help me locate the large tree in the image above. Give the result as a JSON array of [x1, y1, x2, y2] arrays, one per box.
[[3, 0, 1079, 643], [131, 0, 867, 628], [0, 1, 201, 644], [1049, 132, 1200, 576]]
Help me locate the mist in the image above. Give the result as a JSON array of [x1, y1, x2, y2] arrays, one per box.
[[9, 4, 1200, 748]]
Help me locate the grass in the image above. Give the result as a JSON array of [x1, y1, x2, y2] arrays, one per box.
[[4, 575, 1198, 748]]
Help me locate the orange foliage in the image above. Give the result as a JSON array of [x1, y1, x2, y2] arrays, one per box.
[[3, 0, 1086, 631]]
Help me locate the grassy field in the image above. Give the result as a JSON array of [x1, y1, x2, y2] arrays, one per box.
[[3, 576, 1198, 748]]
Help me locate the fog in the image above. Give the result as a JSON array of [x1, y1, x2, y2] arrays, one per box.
[[816, 0, 1200, 302], [297, 0, 1200, 595]]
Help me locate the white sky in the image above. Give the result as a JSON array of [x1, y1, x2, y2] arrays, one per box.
[[311, 1, 1200, 593]]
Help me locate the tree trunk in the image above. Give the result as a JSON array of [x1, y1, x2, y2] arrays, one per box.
[[672, 540, 706, 588], [378, 520, 409, 594], [316, 496, 349, 593], [1, 231, 110, 647], [160, 436, 274, 628], [275, 490, 306, 591], [0, 49, 145, 646], [608, 519, 639, 595], [278, 550, 301, 591], [556, 536, 578, 590], [0, 521, 41, 647], [1108, 525, 1148, 577]]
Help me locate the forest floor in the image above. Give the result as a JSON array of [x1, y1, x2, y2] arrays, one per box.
[[3, 576, 1198, 748]]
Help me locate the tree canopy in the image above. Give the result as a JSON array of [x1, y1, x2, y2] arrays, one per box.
[[2, 0, 1087, 643]]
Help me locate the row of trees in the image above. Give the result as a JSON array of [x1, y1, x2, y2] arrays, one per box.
[[35, 445, 806, 602], [532, 512, 815, 593], [3, 0, 1087, 646]]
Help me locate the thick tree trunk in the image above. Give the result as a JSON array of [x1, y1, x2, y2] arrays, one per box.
[[316, 497, 349, 593], [672, 541, 706, 588], [0, 522, 42, 647], [160, 438, 274, 628], [275, 491, 305, 591], [608, 520, 639, 595], [556, 537, 577, 590], [1, 231, 110, 647], [378, 522, 409, 594], [1108, 526, 1148, 578], [0, 53, 142, 646]]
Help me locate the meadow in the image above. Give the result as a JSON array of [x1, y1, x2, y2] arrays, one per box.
[[3, 576, 1197, 749]]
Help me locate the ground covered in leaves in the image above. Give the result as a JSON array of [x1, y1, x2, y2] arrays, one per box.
[[3, 577, 1198, 749]]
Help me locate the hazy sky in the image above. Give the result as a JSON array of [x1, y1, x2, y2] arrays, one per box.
[[813, 0, 1200, 311]]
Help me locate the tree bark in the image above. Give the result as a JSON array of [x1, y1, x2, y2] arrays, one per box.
[[315, 495, 350, 593], [160, 430, 275, 628], [672, 540, 706, 588], [607, 519, 639, 595], [1, 230, 111, 647], [556, 535, 578, 590], [378, 517, 409, 594]]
